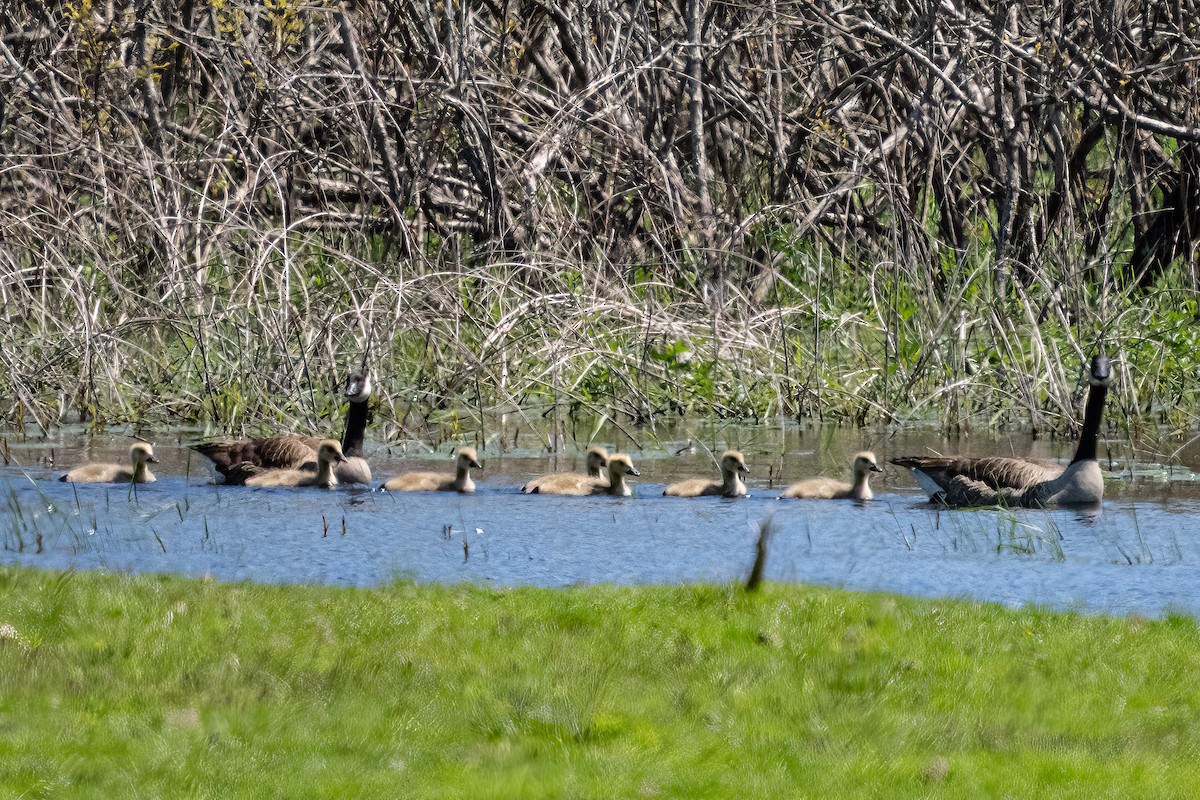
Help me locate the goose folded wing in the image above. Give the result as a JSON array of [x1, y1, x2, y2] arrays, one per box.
[[893, 456, 1062, 491]]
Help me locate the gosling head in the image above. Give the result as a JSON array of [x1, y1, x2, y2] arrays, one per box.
[[456, 447, 482, 470], [318, 440, 347, 464], [608, 453, 639, 477], [345, 366, 372, 403], [585, 446, 610, 471], [852, 451, 882, 476], [720, 450, 749, 475], [131, 442, 159, 465], [1088, 354, 1112, 388]]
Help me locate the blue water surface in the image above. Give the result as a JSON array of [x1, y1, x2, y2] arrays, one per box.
[[2, 424, 1198, 617]]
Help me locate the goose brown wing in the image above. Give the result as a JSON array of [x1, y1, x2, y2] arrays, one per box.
[[255, 435, 322, 467], [966, 457, 1063, 489], [191, 434, 320, 482], [891, 456, 1062, 491]]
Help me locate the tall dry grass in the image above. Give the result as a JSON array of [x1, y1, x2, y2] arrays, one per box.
[[1, 0, 1197, 437]]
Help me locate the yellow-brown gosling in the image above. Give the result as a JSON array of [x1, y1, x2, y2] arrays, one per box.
[[521, 445, 610, 494], [892, 355, 1112, 507], [380, 447, 482, 493], [190, 366, 373, 485], [780, 451, 882, 500], [244, 440, 346, 488], [60, 442, 159, 484], [590, 453, 639, 497], [663, 450, 749, 498]]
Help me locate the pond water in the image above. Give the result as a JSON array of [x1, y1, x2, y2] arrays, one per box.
[[2, 421, 1199, 617]]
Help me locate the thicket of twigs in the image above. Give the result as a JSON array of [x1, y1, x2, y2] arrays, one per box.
[[1, 0, 1198, 436]]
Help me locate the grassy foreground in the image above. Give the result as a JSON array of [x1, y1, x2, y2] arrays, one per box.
[[1, 568, 1198, 798]]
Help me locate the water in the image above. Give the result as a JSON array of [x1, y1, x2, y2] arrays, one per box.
[[2, 422, 1199, 617]]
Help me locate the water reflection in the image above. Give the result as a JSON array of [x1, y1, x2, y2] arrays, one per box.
[[1, 420, 1199, 617]]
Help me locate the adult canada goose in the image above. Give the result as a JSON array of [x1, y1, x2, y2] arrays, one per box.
[[663, 450, 749, 498], [892, 354, 1112, 507], [380, 447, 482, 493], [60, 442, 159, 484], [521, 446, 610, 494], [244, 440, 346, 489], [332, 366, 373, 484], [190, 366, 373, 485], [590, 453, 639, 497], [780, 451, 883, 500]]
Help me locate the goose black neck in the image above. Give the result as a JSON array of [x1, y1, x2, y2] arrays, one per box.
[[1069, 382, 1107, 464], [341, 399, 369, 458]]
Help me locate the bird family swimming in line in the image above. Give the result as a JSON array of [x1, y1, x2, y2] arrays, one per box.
[[57, 355, 1115, 508], [890, 355, 1111, 507]]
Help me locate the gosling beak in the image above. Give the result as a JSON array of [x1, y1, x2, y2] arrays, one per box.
[[470, 458, 483, 469], [870, 464, 883, 473], [147, 456, 160, 464], [627, 466, 641, 476], [335, 453, 347, 463], [739, 464, 750, 474]]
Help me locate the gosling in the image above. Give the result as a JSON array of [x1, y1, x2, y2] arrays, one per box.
[[244, 440, 347, 488], [60, 442, 159, 484], [521, 445, 610, 494], [380, 447, 482, 493], [589, 453, 639, 497], [663, 450, 749, 498], [780, 451, 883, 500]]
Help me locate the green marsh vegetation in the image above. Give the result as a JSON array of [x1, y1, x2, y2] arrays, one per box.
[[1, 0, 1198, 442], [0, 0, 1194, 587], [3, 567, 1200, 797]]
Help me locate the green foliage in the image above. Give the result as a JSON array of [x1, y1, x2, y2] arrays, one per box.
[[2, 568, 1200, 797]]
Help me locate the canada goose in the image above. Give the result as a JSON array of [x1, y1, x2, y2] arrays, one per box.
[[334, 366, 373, 484], [244, 440, 347, 488], [521, 446, 610, 494], [590, 453, 639, 497], [663, 450, 749, 498], [190, 366, 373, 485], [380, 447, 482, 493], [780, 451, 883, 500], [60, 442, 159, 484], [892, 354, 1112, 507]]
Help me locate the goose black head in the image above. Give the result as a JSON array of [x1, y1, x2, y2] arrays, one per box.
[[345, 367, 372, 403], [1088, 355, 1112, 388]]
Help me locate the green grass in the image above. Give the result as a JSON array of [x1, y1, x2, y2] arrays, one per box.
[[2, 567, 1199, 797]]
